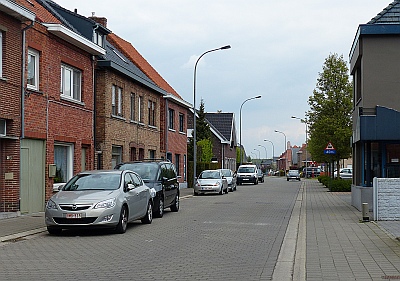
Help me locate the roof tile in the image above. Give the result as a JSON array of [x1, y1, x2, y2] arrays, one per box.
[[107, 33, 182, 99]]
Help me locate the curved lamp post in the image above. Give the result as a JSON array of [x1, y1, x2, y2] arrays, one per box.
[[274, 130, 287, 175], [239, 95, 261, 165], [291, 116, 308, 171], [193, 45, 231, 184], [258, 144, 267, 161], [264, 139, 274, 162]]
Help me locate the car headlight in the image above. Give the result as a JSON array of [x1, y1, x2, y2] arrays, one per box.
[[213, 182, 221, 187], [46, 199, 57, 210], [94, 198, 116, 209]]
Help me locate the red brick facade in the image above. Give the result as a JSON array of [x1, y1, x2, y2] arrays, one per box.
[[23, 19, 95, 206], [0, 11, 23, 211]]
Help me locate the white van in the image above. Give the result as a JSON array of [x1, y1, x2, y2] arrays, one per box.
[[236, 164, 258, 185]]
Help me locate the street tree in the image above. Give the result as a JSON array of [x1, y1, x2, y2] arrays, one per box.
[[188, 99, 213, 162], [307, 53, 352, 176]]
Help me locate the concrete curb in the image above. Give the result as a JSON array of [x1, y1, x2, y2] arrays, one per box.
[[0, 227, 47, 243], [272, 182, 306, 281]]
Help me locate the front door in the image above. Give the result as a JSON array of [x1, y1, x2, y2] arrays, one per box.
[[20, 139, 45, 213]]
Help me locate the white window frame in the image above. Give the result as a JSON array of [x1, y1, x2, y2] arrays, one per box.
[[54, 142, 74, 183], [112, 85, 123, 116], [27, 49, 39, 90], [130, 93, 136, 121], [138, 96, 143, 123], [61, 64, 82, 102], [0, 32, 3, 77]]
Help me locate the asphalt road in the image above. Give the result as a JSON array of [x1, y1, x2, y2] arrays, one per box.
[[0, 177, 301, 281]]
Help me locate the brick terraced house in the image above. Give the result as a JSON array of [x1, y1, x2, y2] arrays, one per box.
[[0, 0, 35, 212], [0, 0, 105, 213]]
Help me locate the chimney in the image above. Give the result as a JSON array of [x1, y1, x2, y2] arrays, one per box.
[[90, 16, 107, 28]]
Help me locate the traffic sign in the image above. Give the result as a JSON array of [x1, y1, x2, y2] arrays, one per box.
[[324, 142, 336, 155]]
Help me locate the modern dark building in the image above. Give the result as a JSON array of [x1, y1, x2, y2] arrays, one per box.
[[350, 0, 400, 210]]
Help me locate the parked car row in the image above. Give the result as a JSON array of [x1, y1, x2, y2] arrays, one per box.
[[45, 159, 180, 235]]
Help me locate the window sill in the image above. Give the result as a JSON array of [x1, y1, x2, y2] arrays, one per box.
[[168, 128, 176, 132], [0, 77, 8, 82], [148, 125, 158, 130], [61, 95, 85, 106], [25, 88, 44, 96], [111, 114, 126, 121], [179, 131, 186, 135]]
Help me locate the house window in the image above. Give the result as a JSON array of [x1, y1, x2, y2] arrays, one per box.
[[130, 147, 136, 161], [149, 149, 155, 159], [54, 143, 74, 183], [111, 145, 122, 168], [148, 100, 156, 126], [168, 109, 175, 130], [167, 152, 172, 162], [175, 154, 180, 176], [130, 93, 136, 121], [183, 154, 187, 181], [27, 49, 39, 90], [138, 96, 143, 123], [0, 32, 2, 77], [93, 31, 104, 48], [61, 64, 81, 101], [179, 113, 184, 133], [112, 85, 123, 116]]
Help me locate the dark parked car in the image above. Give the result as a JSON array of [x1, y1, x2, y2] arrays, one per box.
[[115, 160, 180, 218], [257, 169, 264, 183], [302, 167, 321, 178]]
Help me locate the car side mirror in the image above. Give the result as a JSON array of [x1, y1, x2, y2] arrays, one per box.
[[127, 183, 135, 190]]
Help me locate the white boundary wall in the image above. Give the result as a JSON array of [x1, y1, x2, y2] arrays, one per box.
[[373, 178, 400, 221]]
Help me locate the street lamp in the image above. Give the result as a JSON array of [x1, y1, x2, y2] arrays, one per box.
[[239, 95, 262, 165], [264, 139, 274, 162], [257, 144, 267, 161], [193, 45, 231, 184], [291, 116, 308, 172], [274, 130, 287, 175], [253, 148, 261, 161]]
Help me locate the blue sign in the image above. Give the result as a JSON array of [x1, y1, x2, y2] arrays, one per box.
[[324, 149, 336, 155]]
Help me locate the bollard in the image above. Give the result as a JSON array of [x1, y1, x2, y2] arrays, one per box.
[[362, 202, 369, 222]]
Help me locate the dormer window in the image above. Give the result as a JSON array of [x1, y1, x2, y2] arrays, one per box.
[[93, 31, 104, 48]]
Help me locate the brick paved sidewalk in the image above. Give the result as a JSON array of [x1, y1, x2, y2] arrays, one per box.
[[305, 180, 400, 281]]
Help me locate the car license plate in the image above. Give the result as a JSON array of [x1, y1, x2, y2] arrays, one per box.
[[66, 213, 82, 219], [243, 178, 249, 181]]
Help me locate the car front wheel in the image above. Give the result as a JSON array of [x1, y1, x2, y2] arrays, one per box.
[[115, 206, 128, 234], [141, 201, 153, 224], [154, 196, 164, 218], [170, 193, 179, 212]]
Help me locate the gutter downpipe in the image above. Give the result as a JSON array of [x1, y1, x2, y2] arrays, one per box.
[[21, 20, 34, 139], [20, 20, 34, 213]]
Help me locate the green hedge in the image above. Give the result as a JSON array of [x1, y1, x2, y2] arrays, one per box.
[[317, 175, 351, 192]]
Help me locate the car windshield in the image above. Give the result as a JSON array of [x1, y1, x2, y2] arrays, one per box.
[[199, 171, 220, 179], [63, 173, 121, 191], [289, 170, 299, 175], [238, 167, 255, 173], [116, 163, 158, 181], [220, 170, 232, 177]]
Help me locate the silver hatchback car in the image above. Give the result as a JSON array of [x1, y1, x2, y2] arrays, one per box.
[[45, 170, 153, 235], [194, 169, 228, 195]]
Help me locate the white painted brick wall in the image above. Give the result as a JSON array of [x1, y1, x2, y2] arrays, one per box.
[[373, 178, 400, 221]]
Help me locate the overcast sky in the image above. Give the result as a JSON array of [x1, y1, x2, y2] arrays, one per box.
[[56, 0, 390, 159]]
